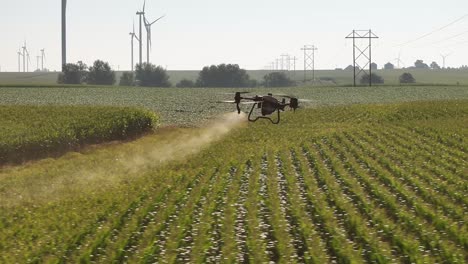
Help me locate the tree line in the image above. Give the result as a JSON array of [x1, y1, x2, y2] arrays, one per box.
[[59, 60, 422, 87], [58, 61, 297, 88]]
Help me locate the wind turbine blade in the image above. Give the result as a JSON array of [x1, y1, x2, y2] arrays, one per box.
[[142, 0, 145, 12], [133, 20, 135, 34], [150, 15, 165, 25]]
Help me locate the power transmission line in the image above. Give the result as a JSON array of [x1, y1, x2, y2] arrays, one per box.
[[396, 14, 468, 47], [301, 45, 317, 83], [346, 30, 379, 87]]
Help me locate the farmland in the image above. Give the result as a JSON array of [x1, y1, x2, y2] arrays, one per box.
[[0, 99, 466, 263], [0, 105, 159, 165], [0, 85, 467, 126]]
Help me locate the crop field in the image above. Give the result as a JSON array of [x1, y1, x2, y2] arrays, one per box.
[[0, 99, 466, 263], [0, 105, 159, 165], [0, 85, 467, 126]]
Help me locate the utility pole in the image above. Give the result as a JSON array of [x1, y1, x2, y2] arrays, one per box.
[[281, 54, 289, 71], [291, 56, 298, 73], [301, 45, 317, 83], [345, 29, 379, 87]]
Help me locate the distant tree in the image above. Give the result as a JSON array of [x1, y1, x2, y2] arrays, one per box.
[[345, 65, 360, 71], [399, 72, 416, 84], [135, 63, 171, 87], [414, 60, 429, 69], [57, 61, 88, 84], [196, 64, 251, 87], [119, 72, 135, 86], [384, 62, 394, 70], [430, 61, 441, 70], [176, 79, 195, 88], [370, 62, 378, 70], [360, 73, 384, 84], [263, 72, 295, 87], [87, 60, 115, 85]]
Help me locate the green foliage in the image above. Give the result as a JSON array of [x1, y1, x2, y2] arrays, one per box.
[[87, 60, 116, 85], [360, 73, 384, 84], [414, 60, 429, 69], [0, 86, 467, 126], [196, 64, 251, 87], [430, 61, 441, 70], [57, 61, 88, 84], [0, 100, 466, 263], [135, 63, 171, 87], [176, 78, 195, 88], [384, 62, 394, 70], [119, 72, 135, 86], [399, 72, 416, 84], [0, 106, 159, 165], [262, 72, 295, 87]]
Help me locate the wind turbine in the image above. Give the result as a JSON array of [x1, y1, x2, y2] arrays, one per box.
[[26, 50, 31, 72], [136, 0, 146, 66], [62, 0, 67, 70], [22, 42, 29, 72], [144, 14, 165, 64], [17, 49, 23, 72], [440, 53, 452, 69], [129, 21, 139, 71], [40, 49, 46, 71]]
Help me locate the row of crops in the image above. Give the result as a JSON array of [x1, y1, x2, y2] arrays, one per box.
[[0, 100, 466, 263], [0, 85, 467, 126], [0, 105, 159, 164]]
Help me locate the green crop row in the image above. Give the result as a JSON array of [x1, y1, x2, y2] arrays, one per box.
[[0, 100, 466, 263], [0, 105, 159, 165]]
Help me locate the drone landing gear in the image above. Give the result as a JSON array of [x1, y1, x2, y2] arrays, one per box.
[[247, 103, 281, 124]]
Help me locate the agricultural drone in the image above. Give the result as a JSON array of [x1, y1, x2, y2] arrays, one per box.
[[220, 92, 310, 124]]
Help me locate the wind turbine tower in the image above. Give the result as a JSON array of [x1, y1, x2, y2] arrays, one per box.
[[441, 53, 451, 69], [144, 14, 165, 64], [136, 1, 146, 66], [129, 22, 139, 71], [36, 56, 41, 71], [41, 49, 46, 71], [22, 42, 29, 72], [17, 49, 23, 72], [62, 0, 67, 70]]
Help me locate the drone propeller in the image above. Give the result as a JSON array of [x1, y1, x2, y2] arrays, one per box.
[[218, 91, 250, 95], [272, 93, 293, 98]]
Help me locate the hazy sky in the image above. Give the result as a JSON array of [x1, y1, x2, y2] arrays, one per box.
[[1, 0, 468, 72]]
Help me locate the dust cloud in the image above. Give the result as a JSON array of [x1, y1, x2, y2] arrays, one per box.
[[0, 112, 247, 207], [124, 111, 247, 172]]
